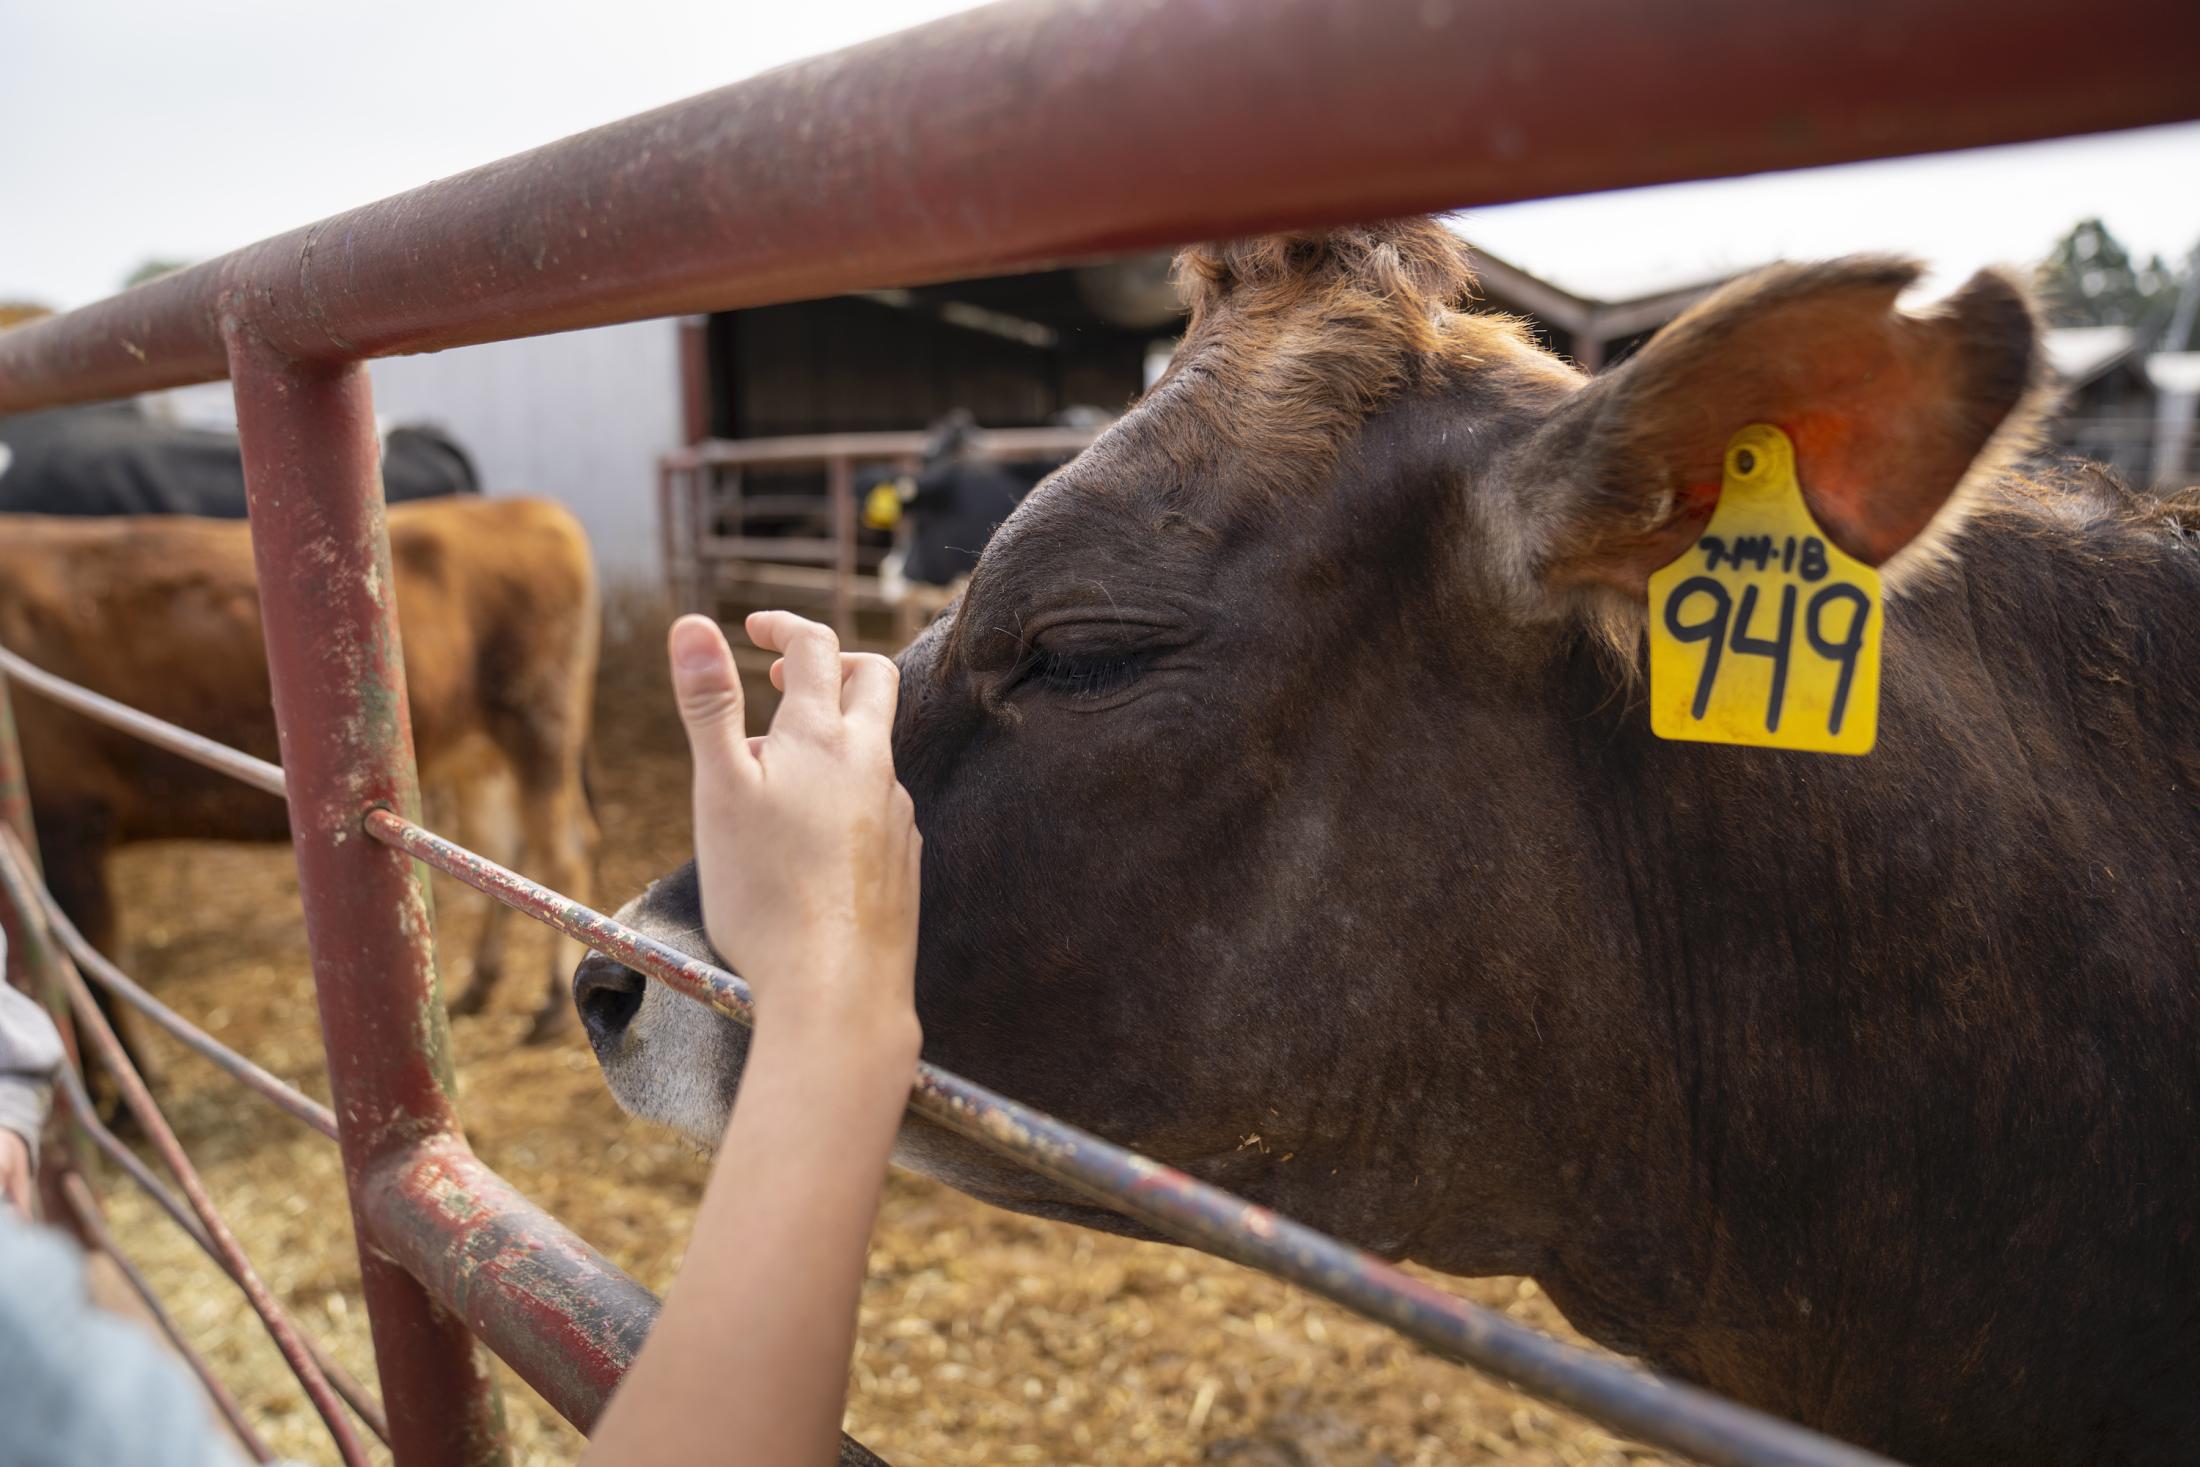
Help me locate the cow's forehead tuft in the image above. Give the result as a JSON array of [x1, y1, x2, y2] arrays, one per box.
[[1137, 218, 1539, 506]]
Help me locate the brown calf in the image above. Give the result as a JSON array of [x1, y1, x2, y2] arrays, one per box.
[[584, 221, 2200, 1463], [0, 495, 598, 1039]]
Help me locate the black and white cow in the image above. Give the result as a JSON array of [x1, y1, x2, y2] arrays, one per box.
[[866, 409, 1107, 589]]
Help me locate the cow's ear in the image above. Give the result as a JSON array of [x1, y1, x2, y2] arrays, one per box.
[[1505, 258, 2044, 597]]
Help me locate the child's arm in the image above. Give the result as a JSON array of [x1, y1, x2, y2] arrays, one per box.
[[0, 976, 64, 1217], [583, 609, 921, 1467]]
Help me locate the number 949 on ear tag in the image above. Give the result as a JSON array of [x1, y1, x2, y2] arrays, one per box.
[[1647, 424, 1881, 756]]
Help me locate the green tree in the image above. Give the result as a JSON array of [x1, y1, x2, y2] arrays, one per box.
[[2040, 219, 2175, 328], [122, 258, 193, 289]]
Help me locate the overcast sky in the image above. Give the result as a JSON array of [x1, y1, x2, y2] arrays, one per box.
[[5, 0, 2197, 311]]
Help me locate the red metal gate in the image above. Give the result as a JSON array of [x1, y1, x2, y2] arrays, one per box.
[[1, 0, 2195, 1463]]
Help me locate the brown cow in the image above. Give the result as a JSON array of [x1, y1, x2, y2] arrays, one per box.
[[577, 221, 2200, 1464], [1, 496, 599, 1039]]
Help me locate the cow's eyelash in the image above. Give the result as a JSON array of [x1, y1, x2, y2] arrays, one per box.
[[1024, 646, 1145, 699]]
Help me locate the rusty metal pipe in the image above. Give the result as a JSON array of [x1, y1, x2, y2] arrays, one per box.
[[0, 669, 374, 1444], [59, 1171, 279, 1464], [14, 854, 338, 1138], [0, 833, 369, 1464], [363, 808, 1899, 1467], [55, 1063, 392, 1444], [0, 646, 288, 799], [0, 663, 91, 1238], [0, 558, 893, 1463], [0, 667, 39, 858], [354, 1136, 653, 1436], [2, 0, 2195, 411], [357, 1132, 895, 1466], [226, 340, 511, 1467]]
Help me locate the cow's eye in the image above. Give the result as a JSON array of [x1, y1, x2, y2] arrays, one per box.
[[1025, 646, 1145, 700]]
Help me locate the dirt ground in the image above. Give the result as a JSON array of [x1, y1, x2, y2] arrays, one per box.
[[88, 610, 1674, 1467]]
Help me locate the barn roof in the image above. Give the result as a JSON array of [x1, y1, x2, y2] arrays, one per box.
[[2147, 351, 2200, 396], [2045, 325, 2144, 386], [1460, 240, 1740, 340]]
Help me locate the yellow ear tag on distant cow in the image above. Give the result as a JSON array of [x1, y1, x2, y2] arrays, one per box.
[[862, 480, 905, 532], [1647, 424, 1881, 755]]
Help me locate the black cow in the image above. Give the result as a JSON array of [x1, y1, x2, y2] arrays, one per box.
[[0, 401, 477, 517], [865, 409, 1105, 588]]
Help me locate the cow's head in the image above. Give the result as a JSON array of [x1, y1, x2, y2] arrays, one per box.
[[578, 219, 2041, 1268]]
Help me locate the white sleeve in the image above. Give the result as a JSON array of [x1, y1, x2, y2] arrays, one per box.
[[0, 967, 64, 1161]]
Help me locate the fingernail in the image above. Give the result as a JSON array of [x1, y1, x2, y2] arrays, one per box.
[[671, 622, 719, 673]]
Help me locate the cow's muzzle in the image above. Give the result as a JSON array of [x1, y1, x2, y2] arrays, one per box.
[[572, 952, 646, 1051]]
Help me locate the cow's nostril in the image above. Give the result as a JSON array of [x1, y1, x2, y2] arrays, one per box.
[[573, 952, 646, 1047]]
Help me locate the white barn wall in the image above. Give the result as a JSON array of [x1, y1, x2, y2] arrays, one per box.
[[145, 320, 684, 587], [366, 319, 683, 586]]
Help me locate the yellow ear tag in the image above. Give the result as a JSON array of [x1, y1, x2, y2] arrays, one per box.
[[862, 480, 905, 532], [1647, 424, 1881, 755]]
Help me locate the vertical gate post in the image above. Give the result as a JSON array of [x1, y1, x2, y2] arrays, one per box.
[[226, 333, 509, 1467], [828, 453, 856, 641], [0, 672, 46, 1130], [0, 667, 91, 1236], [0, 673, 42, 993], [0, 674, 35, 862]]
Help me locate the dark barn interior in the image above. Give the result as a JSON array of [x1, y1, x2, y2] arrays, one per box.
[[703, 258, 1185, 439], [680, 247, 1724, 568]]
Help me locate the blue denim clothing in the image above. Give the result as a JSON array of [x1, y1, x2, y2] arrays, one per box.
[[1, 930, 260, 1467], [0, 1200, 257, 1466]]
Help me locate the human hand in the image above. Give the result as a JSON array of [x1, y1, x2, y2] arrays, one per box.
[[667, 612, 920, 1049], [589, 612, 920, 1467], [0, 1129, 34, 1218]]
